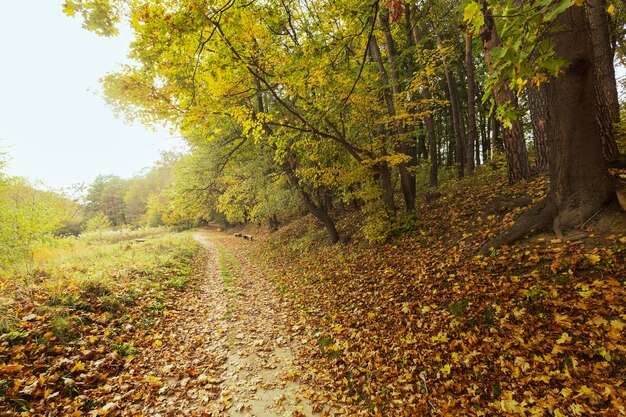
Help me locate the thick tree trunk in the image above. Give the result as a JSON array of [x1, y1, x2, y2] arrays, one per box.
[[480, 1, 531, 183], [465, 31, 477, 176], [527, 84, 549, 172], [479, 5, 615, 254], [586, 0, 621, 160], [547, 5, 614, 229]]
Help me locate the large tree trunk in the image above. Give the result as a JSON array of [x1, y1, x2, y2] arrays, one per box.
[[480, 1, 531, 183], [479, 4, 614, 254], [465, 30, 477, 176], [527, 84, 549, 172], [547, 5, 614, 229], [586, 0, 621, 160]]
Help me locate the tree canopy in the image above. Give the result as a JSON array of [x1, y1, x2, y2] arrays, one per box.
[[64, 0, 625, 245]]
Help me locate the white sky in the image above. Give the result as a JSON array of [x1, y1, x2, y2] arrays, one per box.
[[0, 1, 186, 191]]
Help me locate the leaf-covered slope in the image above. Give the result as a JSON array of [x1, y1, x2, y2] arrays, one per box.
[[250, 172, 626, 416]]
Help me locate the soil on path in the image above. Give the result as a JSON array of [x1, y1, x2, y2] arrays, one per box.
[[105, 230, 332, 416]]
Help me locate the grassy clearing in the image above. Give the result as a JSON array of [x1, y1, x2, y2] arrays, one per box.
[[0, 228, 202, 414]]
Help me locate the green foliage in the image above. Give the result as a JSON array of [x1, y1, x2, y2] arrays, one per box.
[[84, 212, 112, 233], [0, 176, 76, 273], [463, 0, 573, 119]]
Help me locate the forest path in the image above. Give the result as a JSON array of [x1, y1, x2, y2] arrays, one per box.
[[117, 230, 324, 416]]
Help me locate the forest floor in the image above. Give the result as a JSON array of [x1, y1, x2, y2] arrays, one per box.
[[92, 230, 334, 416], [2, 171, 625, 416], [1, 230, 343, 416]]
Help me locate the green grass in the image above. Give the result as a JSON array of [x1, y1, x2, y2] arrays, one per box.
[[218, 249, 241, 296]]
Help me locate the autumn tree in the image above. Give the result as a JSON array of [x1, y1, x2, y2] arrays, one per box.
[[479, 2, 616, 252]]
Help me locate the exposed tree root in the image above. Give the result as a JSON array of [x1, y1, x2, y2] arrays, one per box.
[[478, 195, 617, 255], [478, 199, 557, 255]]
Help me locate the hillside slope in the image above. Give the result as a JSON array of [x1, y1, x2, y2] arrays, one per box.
[[240, 171, 626, 416]]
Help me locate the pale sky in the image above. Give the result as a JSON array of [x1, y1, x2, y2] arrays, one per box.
[[0, 1, 186, 191]]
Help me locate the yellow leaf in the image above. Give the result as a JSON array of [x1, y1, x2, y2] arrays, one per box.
[[554, 313, 572, 327], [607, 3, 615, 14], [0, 364, 24, 373], [586, 254, 601, 264], [71, 361, 85, 373], [431, 332, 449, 343], [574, 385, 593, 398], [591, 315, 608, 326], [556, 332, 571, 344], [440, 364, 452, 377], [147, 375, 163, 387]]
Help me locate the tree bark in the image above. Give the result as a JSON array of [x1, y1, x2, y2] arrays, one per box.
[[283, 161, 340, 244], [491, 115, 503, 154], [480, 1, 531, 183], [377, 9, 416, 211], [444, 68, 466, 178], [527, 84, 549, 172], [586, 0, 621, 160], [479, 5, 615, 254], [465, 31, 477, 176], [424, 87, 439, 187], [407, 6, 438, 186]]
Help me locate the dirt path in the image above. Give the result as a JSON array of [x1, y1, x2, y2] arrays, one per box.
[[105, 230, 330, 416]]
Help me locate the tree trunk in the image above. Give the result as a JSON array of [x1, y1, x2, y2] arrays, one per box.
[[283, 162, 340, 244], [479, 5, 614, 254], [408, 7, 438, 186], [424, 87, 439, 187], [376, 163, 397, 212], [378, 9, 416, 211], [586, 0, 621, 160], [465, 31, 477, 176], [480, 1, 531, 183], [547, 5, 614, 229], [444, 68, 466, 178], [491, 115, 503, 154], [527, 84, 549, 172]]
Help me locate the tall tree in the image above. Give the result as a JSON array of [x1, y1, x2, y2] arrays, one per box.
[[527, 84, 549, 172], [480, 3, 615, 253], [465, 30, 477, 175], [586, 0, 621, 160], [479, 0, 531, 183]]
